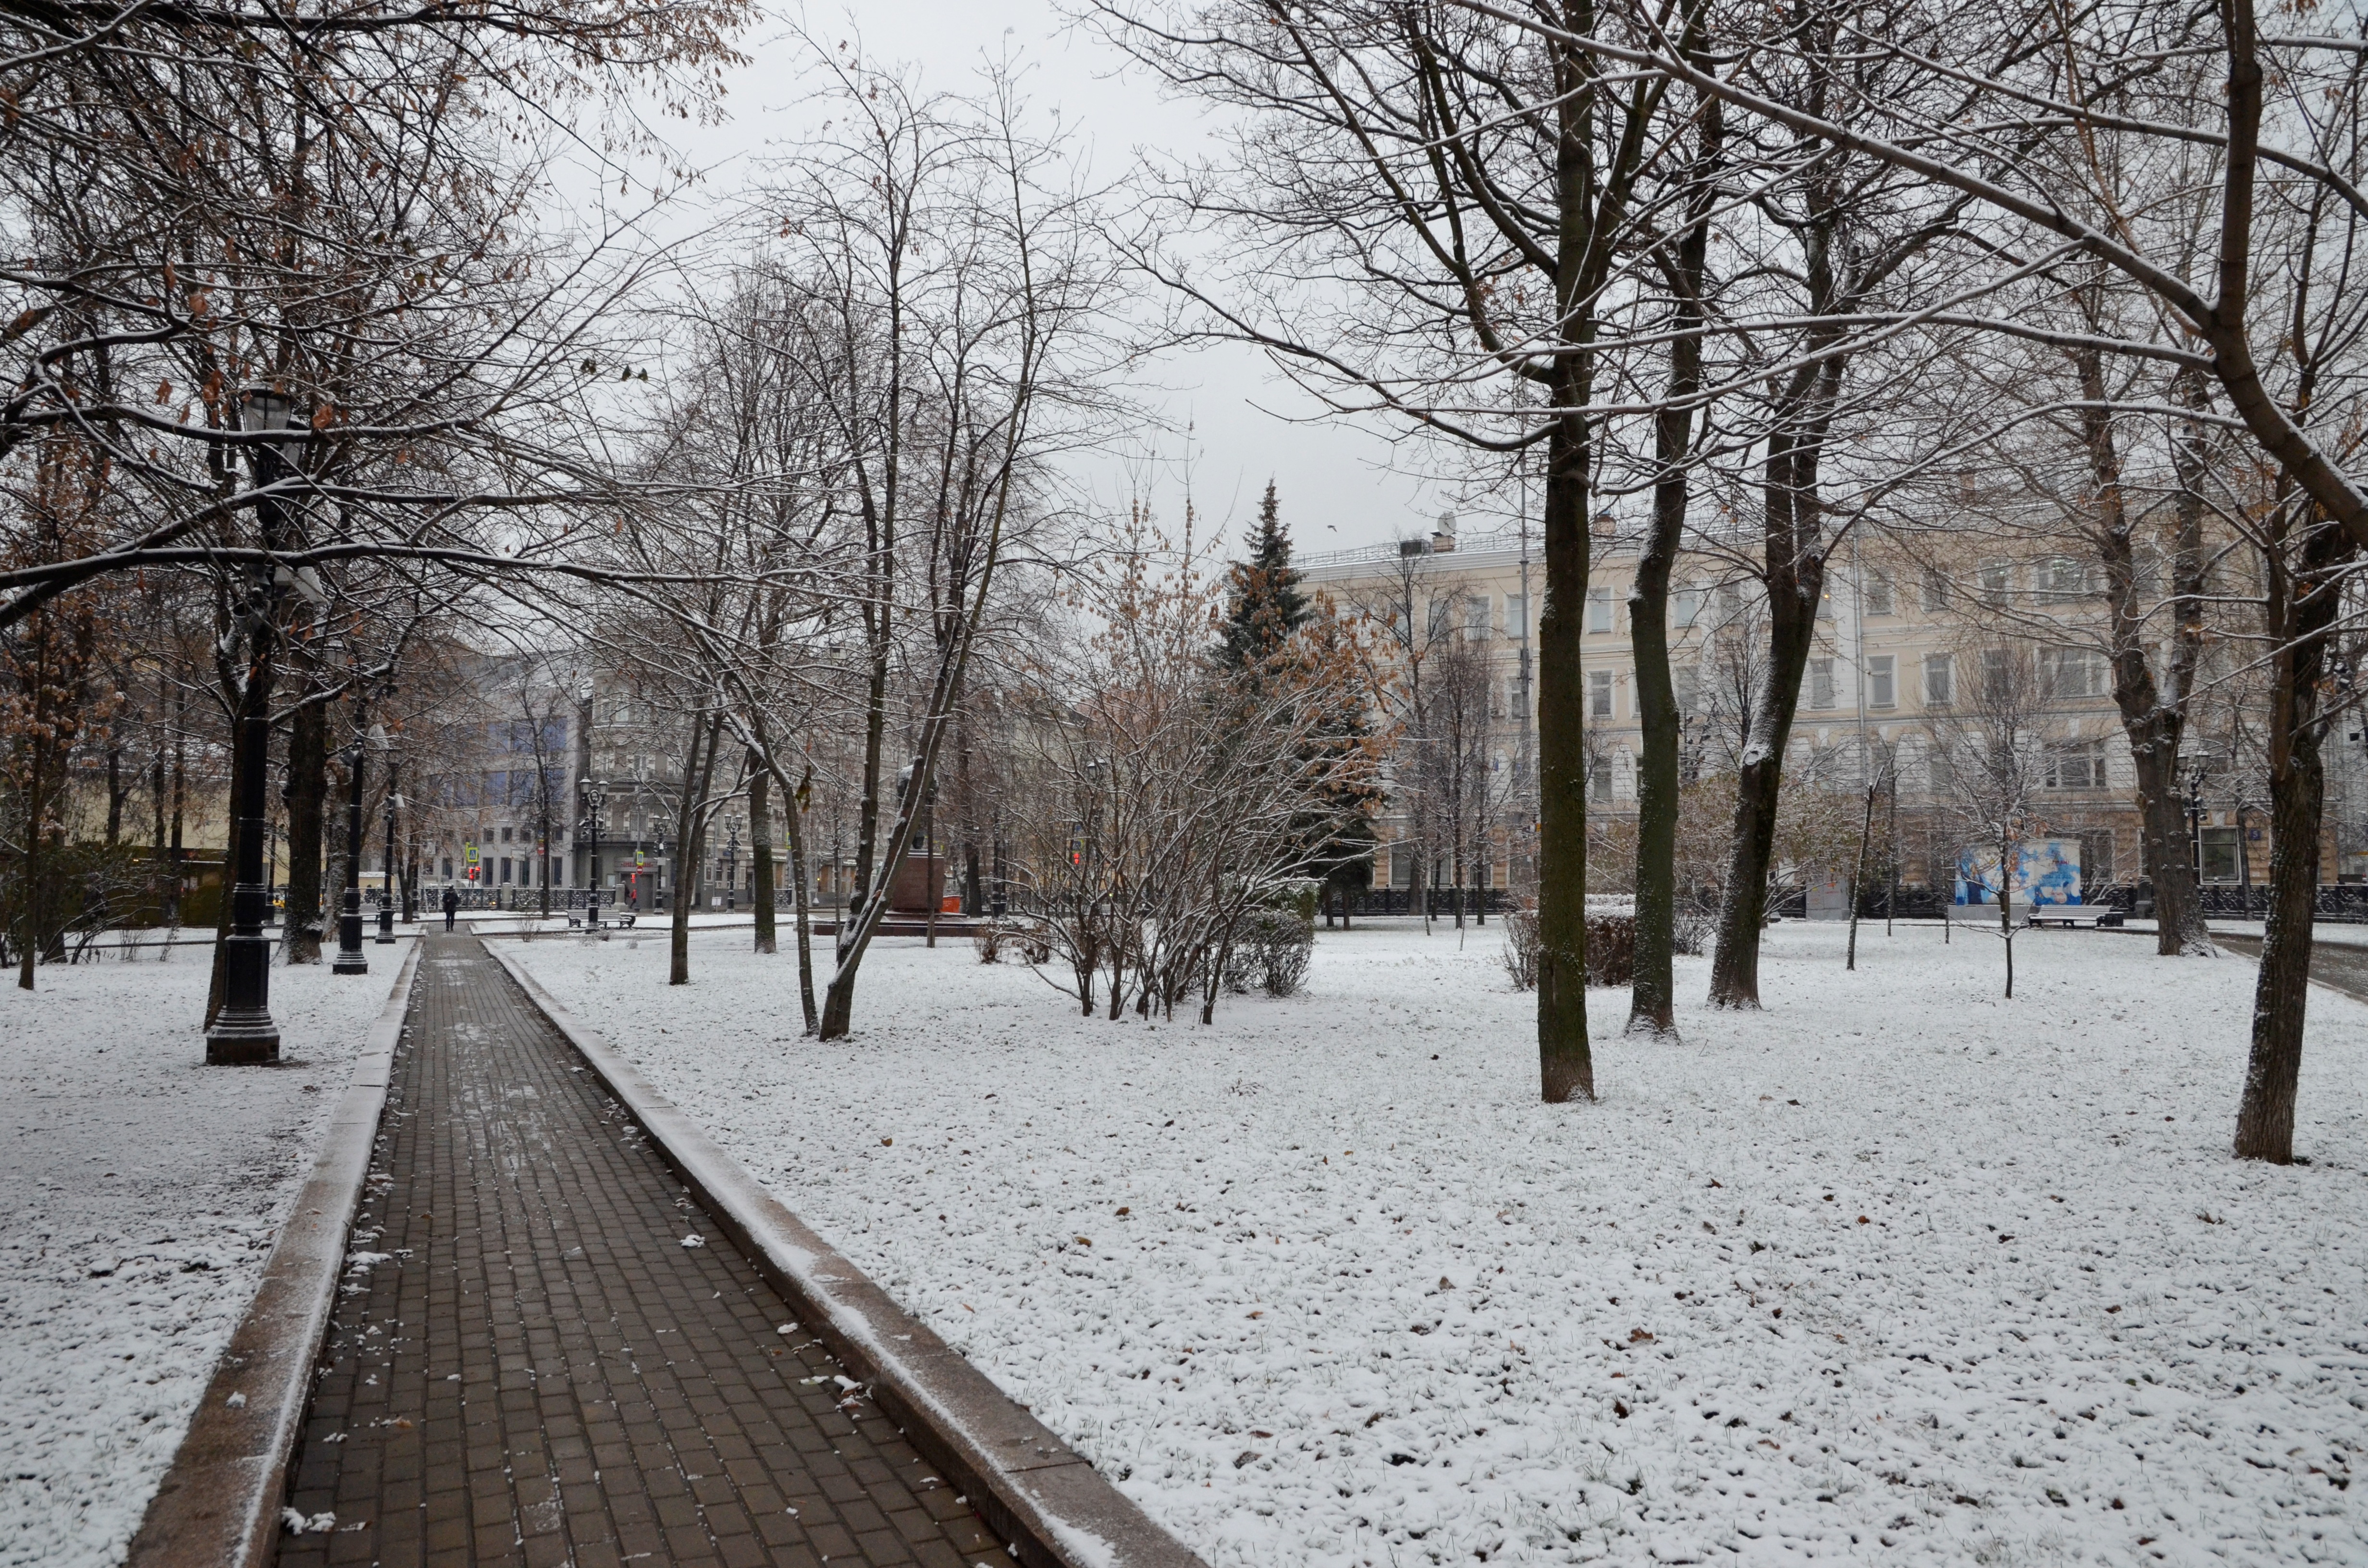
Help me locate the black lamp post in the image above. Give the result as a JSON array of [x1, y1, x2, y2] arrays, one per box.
[[334, 723, 378, 974], [378, 762, 401, 943], [724, 817, 740, 912], [206, 387, 304, 1064], [583, 779, 606, 920]]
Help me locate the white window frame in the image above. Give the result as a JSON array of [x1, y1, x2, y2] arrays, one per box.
[[1867, 654, 1896, 709]]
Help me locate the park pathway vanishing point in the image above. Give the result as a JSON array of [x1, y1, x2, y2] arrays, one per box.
[[277, 930, 1010, 1568]]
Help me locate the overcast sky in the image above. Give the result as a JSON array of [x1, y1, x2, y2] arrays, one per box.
[[617, 0, 1468, 559]]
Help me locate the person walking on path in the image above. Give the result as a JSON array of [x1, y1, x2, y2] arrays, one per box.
[[441, 882, 458, 932]]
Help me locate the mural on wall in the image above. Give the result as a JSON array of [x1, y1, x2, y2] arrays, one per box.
[[1956, 840, 2083, 907]]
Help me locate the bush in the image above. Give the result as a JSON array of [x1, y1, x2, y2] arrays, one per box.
[[1225, 907, 1313, 997], [972, 923, 1005, 964], [1502, 908, 1540, 991], [1503, 909, 1640, 989], [1016, 922, 1053, 965], [1585, 913, 1637, 987], [1672, 906, 1714, 956]]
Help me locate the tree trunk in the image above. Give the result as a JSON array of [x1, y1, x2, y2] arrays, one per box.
[[669, 715, 720, 986], [105, 745, 125, 845], [748, 746, 777, 955], [168, 734, 185, 926], [282, 696, 328, 964], [2083, 349, 2213, 956], [777, 763, 819, 1031], [1625, 36, 1718, 1039], [15, 742, 46, 989], [2130, 725, 2212, 953], [2233, 519, 2351, 1162], [1706, 428, 1828, 1008], [2233, 731, 2323, 1162], [1534, 372, 1593, 1101], [1998, 831, 2015, 999], [1846, 784, 1875, 971]]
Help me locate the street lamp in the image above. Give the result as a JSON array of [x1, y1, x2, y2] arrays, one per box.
[[333, 721, 381, 975], [724, 816, 741, 911], [207, 386, 307, 1064], [582, 778, 607, 919]]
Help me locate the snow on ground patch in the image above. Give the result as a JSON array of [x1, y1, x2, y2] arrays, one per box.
[[0, 945, 407, 1568], [511, 921, 2368, 1566]]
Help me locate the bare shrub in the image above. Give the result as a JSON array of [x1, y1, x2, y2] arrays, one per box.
[[1502, 909, 1541, 992], [1224, 908, 1314, 997], [972, 923, 1006, 965]]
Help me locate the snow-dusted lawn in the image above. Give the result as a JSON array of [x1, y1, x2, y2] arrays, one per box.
[[0, 943, 410, 1568], [509, 920, 2368, 1567]]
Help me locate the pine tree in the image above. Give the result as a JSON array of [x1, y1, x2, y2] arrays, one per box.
[[1218, 481, 1311, 671], [1213, 483, 1375, 909]]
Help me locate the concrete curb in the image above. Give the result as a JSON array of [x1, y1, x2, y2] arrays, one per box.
[[125, 940, 422, 1568], [485, 942, 1209, 1568]]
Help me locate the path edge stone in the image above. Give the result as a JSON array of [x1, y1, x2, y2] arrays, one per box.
[[486, 941, 1210, 1568], [126, 940, 422, 1568]]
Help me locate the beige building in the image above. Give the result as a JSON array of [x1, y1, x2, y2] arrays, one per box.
[[1301, 514, 2166, 900]]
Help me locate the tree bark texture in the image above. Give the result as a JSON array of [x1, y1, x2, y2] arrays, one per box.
[[668, 714, 720, 986], [1626, 0, 1720, 1037], [2233, 518, 2352, 1162], [748, 745, 777, 955], [1706, 427, 1827, 1007], [1534, 380, 1593, 1101], [282, 694, 327, 964]]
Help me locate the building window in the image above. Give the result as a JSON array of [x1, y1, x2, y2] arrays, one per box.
[[2042, 647, 2106, 699], [1673, 665, 1699, 714], [1868, 655, 1895, 709], [1925, 652, 1954, 705], [1673, 587, 1701, 629], [441, 857, 453, 879], [1981, 648, 2015, 704], [1809, 658, 1836, 710], [1587, 586, 1613, 634], [2047, 739, 2108, 790], [1466, 596, 1492, 640], [1979, 560, 2013, 607], [1716, 581, 1743, 618], [1864, 571, 1895, 616], [1922, 569, 1952, 612], [1508, 591, 1528, 639], [499, 856, 513, 884], [1590, 760, 1613, 803], [1927, 739, 1953, 796], [2200, 826, 2241, 883], [2037, 557, 2090, 603], [1590, 669, 1615, 718]]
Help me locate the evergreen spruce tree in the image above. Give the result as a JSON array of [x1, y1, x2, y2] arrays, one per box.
[[1219, 481, 1311, 670], [1215, 482, 1375, 910]]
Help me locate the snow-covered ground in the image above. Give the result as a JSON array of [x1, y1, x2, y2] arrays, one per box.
[[510, 921, 2368, 1568], [0, 943, 410, 1568]]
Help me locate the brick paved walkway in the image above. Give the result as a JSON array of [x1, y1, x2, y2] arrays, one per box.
[[279, 931, 1008, 1568]]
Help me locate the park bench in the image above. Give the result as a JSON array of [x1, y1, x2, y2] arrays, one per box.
[[565, 908, 637, 931], [2023, 906, 2125, 930]]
